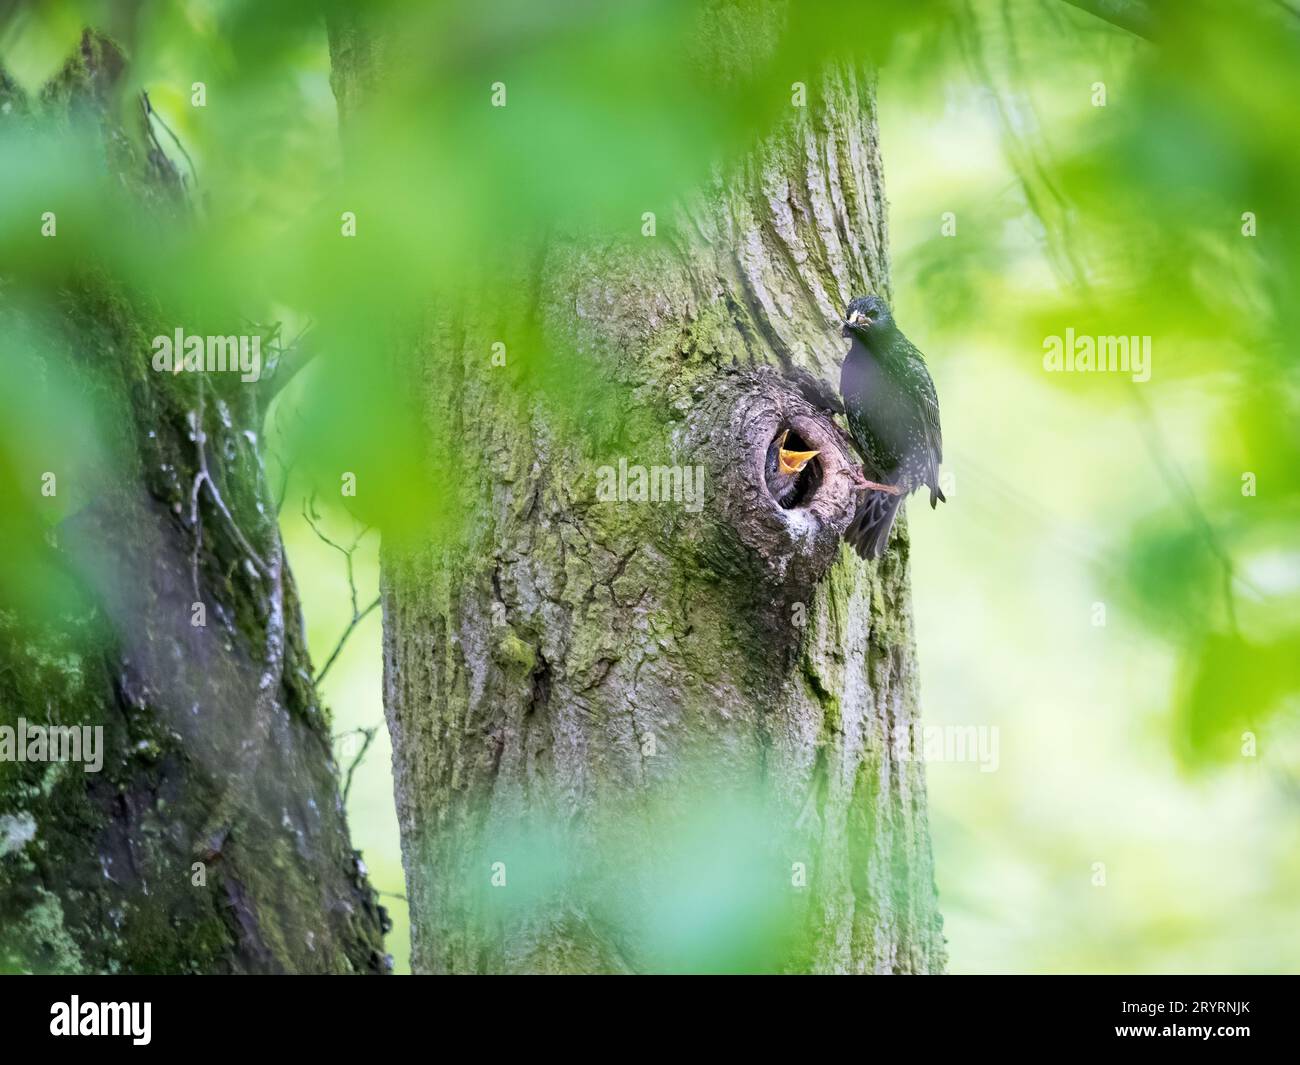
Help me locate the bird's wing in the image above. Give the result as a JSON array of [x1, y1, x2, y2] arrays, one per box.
[[918, 368, 942, 463], [895, 336, 943, 498], [915, 361, 944, 500]]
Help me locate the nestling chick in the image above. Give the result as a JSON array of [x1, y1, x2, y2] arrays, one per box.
[[766, 429, 820, 509]]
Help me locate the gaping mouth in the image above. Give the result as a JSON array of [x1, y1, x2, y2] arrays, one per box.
[[767, 428, 823, 509], [776, 429, 819, 475]]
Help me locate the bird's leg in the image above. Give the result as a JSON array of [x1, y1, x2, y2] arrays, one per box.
[[849, 466, 903, 495], [839, 460, 903, 495]]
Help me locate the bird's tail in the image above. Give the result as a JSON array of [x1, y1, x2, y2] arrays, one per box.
[[845, 489, 904, 560]]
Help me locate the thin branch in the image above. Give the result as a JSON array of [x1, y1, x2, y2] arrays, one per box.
[[1271, 0, 1300, 23], [1059, 0, 1155, 39], [143, 90, 200, 187], [1064, 0, 1300, 41], [316, 595, 380, 684], [304, 497, 378, 683], [261, 323, 318, 407], [957, 1, 1092, 292], [1129, 389, 1257, 634], [964, 1, 1254, 637], [268, 391, 309, 514], [335, 725, 379, 805], [271, 447, 294, 515]]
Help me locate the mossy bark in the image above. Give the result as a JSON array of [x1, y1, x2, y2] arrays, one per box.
[[330, 16, 947, 971], [0, 33, 388, 974]]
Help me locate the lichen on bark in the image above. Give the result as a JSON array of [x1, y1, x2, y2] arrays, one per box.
[[0, 31, 387, 974], [368, 52, 947, 972]]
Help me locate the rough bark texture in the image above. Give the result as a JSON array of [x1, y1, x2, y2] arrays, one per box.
[[0, 33, 388, 974], [334, 23, 947, 973]]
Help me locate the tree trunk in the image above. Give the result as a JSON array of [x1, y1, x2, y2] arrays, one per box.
[[332, 13, 948, 971], [0, 33, 388, 974]]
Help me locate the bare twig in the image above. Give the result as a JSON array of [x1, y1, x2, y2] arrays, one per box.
[[1271, 0, 1300, 23], [317, 595, 380, 684], [267, 391, 310, 515], [270, 446, 294, 515], [1059, 0, 1155, 39], [961, 2, 1253, 636], [304, 496, 378, 683], [959, 0, 1092, 292], [143, 90, 200, 187], [1129, 390, 1257, 634], [261, 322, 318, 407], [334, 725, 379, 805]]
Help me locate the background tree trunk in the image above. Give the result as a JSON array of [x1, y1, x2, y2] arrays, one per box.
[[333, 12, 948, 971], [0, 33, 388, 975]]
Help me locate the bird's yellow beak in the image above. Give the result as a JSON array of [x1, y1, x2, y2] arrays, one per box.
[[777, 430, 819, 475]]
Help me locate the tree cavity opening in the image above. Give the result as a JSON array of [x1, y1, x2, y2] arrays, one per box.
[[766, 426, 823, 510]]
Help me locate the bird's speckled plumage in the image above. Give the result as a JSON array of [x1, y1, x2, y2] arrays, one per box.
[[839, 295, 945, 559]]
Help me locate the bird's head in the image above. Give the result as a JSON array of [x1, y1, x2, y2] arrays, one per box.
[[841, 295, 894, 339]]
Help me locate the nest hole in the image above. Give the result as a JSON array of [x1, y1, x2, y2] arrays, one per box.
[[765, 427, 823, 510]]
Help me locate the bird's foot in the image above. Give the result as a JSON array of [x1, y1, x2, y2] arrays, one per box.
[[841, 466, 903, 495], [848, 467, 903, 495], [843, 466, 870, 490]]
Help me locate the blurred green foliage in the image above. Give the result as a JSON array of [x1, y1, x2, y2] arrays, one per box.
[[1, 0, 1297, 972], [911, 0, 1300, 768], [890, 0, 1300, 971]]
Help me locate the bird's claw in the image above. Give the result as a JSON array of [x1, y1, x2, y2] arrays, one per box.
[[845, 466, 903, 495]]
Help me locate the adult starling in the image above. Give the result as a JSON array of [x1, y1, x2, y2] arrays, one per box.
[[839, 295, 945, 559], [766, 429, 820, 508]]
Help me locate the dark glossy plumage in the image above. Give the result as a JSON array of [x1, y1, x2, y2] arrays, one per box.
[[839, 295, 945, 559]]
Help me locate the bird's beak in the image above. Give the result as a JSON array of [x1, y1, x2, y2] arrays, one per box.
[[777, 430, 820, 475]]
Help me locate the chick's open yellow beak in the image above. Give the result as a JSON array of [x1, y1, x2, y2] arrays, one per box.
[[776, 430, 820, 476]]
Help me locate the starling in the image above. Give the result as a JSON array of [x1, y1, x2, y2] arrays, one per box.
[[839, 295, 945, 559], [766, 429, 820, 508]]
